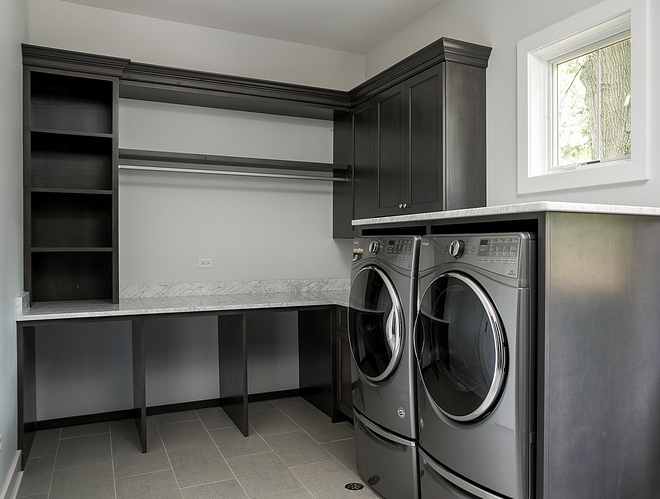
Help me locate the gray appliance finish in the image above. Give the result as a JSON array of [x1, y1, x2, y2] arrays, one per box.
[[349, 235, 421, 499], [415, 233, 535, 499]]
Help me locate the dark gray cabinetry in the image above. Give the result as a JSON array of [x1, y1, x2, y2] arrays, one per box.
[[333, 38, 491, 237], [23, 46, 128, 304]]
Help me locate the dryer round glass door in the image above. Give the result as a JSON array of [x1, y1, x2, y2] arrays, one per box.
[[415, 272, 506, 422], [349, 266, 404, 383]]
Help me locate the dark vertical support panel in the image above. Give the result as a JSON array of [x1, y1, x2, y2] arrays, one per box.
[[298, 308, 333, 418], [23, 68, 32, 303], [542, 213, 660, 498], [131, 319, 147, 453], [444, 62, 486, 210], [111, 77, 119, 303], [17, 324, 36, 470], [218, 314, 248, 436]]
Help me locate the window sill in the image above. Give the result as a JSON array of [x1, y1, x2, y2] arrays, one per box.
[[518, 158, 648, 194]]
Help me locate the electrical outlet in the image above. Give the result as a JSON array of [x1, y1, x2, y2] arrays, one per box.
[[197, 258, 213, 269]]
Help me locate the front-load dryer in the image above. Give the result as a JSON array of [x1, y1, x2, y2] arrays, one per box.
[[415, 233, 535, 499], [349, 235, 421, 499]]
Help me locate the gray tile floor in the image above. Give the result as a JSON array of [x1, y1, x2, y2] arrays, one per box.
[[17, 397, 379, 499]]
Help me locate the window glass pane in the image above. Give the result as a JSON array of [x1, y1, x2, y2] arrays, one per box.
[[599, 39, 631, 160], [557, 53, 593, 166], [555, 37, 631, 167]]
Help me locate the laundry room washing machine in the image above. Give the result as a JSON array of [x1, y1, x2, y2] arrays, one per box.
[[349, 235, 421, 499], [414, 233, 536, 499]]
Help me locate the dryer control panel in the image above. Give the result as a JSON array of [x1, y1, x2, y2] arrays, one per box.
[[420, 233, 533, 281]]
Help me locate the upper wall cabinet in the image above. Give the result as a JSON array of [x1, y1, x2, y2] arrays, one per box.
[[23, 45, 129, 304], [333, 38, 491, 237]]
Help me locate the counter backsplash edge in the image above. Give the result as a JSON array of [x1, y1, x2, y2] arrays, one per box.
[[119, 278, 350, 299]]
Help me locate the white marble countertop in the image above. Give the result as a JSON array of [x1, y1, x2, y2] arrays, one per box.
[[353, 201, 660, 226], [16, 279, 350, 322], [17, 290, 349, 322]]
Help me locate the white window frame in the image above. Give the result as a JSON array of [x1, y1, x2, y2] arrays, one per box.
[[517, 0, 648, 195]]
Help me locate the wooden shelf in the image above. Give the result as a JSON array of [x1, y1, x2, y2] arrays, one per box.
[[31, 251, 113, 302], [31, 125, 113, 192], [120, 62, 351, 121], [30, 128, 114, 139], [31, 188, 113, 195], [31, 247, 113, 253], [119, 148, 348, 175], [31, 191, 113, 249], [30, 71, 114, 134]]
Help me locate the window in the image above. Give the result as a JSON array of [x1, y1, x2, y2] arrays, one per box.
[[517, 0, 647, 194], [553, 35, 631, 169]]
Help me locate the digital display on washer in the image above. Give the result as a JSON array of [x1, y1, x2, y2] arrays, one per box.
[[387, 239, 412, 254], [477, 237, 519, 259]]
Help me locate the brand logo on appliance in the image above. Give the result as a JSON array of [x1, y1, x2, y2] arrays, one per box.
[[398, 407, 406, 419]]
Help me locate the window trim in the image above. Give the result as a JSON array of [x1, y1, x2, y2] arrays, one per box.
[[516, 0, 648, 195]]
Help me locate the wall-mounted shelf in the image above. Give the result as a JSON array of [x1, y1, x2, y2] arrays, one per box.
[[120, 62, 351, 121], [119, 148, 349, 182]]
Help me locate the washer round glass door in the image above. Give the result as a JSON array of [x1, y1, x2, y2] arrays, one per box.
[[416, 272, 506, 422], [349, 266, 404, 383]]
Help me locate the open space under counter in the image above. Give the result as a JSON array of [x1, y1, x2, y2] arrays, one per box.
[[16, 288, 349, 470]]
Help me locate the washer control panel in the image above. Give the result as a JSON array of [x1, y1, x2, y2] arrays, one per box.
[[353, 236, 420, 272]]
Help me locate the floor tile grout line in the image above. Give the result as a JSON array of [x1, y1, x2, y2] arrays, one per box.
[[153, 419, 184, 497], [247, 402, 323, 499], [45, 427, 62, 499], [108, 423, 117, 499], [199, 408, 250, 499]]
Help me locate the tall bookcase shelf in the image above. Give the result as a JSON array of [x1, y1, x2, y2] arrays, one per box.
[[23, 47, 126, 304]]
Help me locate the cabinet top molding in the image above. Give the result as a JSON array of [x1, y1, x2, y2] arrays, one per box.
[[22, 37, 492, 119], [22, 44, 130, 77], [349, 37, 492, 106]]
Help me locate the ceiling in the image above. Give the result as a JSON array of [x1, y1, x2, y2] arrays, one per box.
[[63, 0, 446, 54]]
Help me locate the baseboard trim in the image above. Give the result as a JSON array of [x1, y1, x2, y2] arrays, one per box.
[[32, 389, 302, 430], [0, 451, 22, 499]]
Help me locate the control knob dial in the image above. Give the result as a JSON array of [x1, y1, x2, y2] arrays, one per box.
[[368, 241, 380, 254], [448, 239, 465, 259]]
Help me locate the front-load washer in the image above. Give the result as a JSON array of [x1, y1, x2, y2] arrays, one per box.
[[349, 235, 421, 499], [415, 233, 535, 499]]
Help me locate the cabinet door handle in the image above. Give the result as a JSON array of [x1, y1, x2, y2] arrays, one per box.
[[399, 203, 408, 209]]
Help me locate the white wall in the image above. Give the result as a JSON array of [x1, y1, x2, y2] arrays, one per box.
[[28, 0, 365, 90], [118, 100, 344, 285], [366, 0, 660, 207], [0, 0, 27, 495]]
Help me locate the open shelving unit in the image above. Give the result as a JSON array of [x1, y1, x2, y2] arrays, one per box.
[[24, 67, 120, 304]]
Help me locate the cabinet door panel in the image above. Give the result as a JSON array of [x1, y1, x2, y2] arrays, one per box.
[[409, 66, 444, 212], [375, 85, 406, 215]]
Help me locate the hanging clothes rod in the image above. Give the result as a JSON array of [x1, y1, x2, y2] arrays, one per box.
[[119, 164, 349, 182]]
